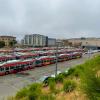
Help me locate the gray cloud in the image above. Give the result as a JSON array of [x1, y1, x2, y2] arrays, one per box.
[[0, 0, 100, 40]]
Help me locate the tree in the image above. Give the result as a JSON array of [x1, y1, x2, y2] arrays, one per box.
[[0, 41, 5, 48], [68, 42, 73, 47], [9, 40, 17, 47], [62, 40, 69, 46]]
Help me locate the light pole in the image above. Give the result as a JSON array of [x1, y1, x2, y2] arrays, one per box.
[[96, 40, 98, 50], [86, 42, 91, 58], [88, 43, 91, 58], [55, 43, 58, 76]]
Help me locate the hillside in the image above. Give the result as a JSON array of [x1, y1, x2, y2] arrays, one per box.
[[8, 55, 100, 100]]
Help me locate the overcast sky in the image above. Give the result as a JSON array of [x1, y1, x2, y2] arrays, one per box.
[[0, 0, 100, 40]]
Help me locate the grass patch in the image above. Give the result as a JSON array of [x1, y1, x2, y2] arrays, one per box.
[[40, 94, 55, 100], [63, 80, 76, 93], [55, 74, 64, 83], [48, 78, 56, 93], [16, 87, 28, 99]]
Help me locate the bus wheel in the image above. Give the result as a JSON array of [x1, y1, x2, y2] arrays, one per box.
[[5, 71, 9, 75]]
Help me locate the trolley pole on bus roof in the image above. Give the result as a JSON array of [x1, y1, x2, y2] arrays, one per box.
[[55, 44, 58, 76]]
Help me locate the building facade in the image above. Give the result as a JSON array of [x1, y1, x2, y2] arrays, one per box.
[[56, 39, 64, 46], [21, 34, 57, 47], [22, 34, 47, 47], [0, 36, 16, 47], [68, 38, 100, 49], [48, 38, 56, 46]]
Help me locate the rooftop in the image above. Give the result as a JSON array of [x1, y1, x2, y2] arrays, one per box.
[[0, 35, 16, 38]]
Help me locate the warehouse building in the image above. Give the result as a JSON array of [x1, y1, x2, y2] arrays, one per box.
[[68, 38, 100, 50]]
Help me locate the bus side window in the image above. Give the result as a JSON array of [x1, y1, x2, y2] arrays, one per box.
[[0, 68, 1, 71], [21, 64, 25, 68], [27, 63, 29, 66], [10, 66, 14, 70], [5, 67, 9, 71], [24, 64, 26, 67], [0, 67, 4, 71], [25, 63, 29, 67], [12, 66, 16, 70], [18, 65, 21, 68]]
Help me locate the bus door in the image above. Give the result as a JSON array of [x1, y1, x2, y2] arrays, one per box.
[[5, 66, 10, 74], [58, 56, 62, 62], [10, 65, 16, 73], [46, 58, 50, 65], [63, 55, 66, 61], [23, 62, 29, 70], [35, 60, 42, 67], [28, 61, 34, 69], [42, 58, 49, 65], [50, 58, 54, 64], [20, 63, 26, 71], [0, 67, 5, 76], [43, 58, 47, 65], [16, 64, 21, 72]]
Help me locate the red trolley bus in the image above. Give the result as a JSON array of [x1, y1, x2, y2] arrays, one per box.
[[0, 55, 16, 63], [38, 56, 53, 66], [0, 59, 35, 76]]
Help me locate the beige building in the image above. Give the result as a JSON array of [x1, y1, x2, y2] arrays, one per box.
[[68, 38, 100, 49], [56, 39, 64, 46], [0, 36, 16, 47]]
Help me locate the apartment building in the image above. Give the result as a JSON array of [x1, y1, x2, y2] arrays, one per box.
[[22, 34, 47, 47], [21, 34, 57, 47]]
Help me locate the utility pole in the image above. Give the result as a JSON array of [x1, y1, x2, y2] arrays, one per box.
[[55, 43, 58, 76], [86, 42, 91, 58], [89, 47, 91, 58], [88, 44, 92, 59], [96, 40, 98, 50]]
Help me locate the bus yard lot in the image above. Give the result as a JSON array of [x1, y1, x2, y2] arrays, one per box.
[[0, 53, 98, 99]]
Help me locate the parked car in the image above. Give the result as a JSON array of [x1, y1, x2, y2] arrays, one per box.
[[36, 75, 51, 84]]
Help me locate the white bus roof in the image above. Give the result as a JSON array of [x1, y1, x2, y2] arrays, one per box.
[[0, 59, 35, 67]]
